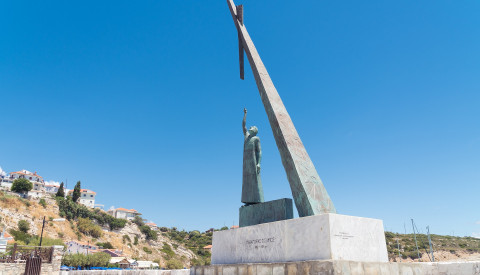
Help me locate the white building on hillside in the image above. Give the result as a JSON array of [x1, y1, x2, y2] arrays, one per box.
[[66, 240, 99, 254], [145, 222, 158, 231], [10, 170, 45, 191], [0, 175, 13, 190], [68, 189, 96, 208], [107, 207, 141, 221], [3, 170, 46, 198], [45, 184, 59, 194]]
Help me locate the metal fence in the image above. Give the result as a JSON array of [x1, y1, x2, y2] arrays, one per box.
[[0, 244, 53, 263]]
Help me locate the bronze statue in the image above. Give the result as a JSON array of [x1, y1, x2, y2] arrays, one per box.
[[242, 108, 264, 204]]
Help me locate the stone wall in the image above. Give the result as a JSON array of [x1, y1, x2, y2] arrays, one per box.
[[60, 270, 190, 275], [191, 260, 480, 275], [0, 245, 63, 275]]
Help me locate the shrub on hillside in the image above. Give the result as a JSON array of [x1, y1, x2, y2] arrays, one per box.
[[161, 243, 175, 259], [122, 235, 131, 244], [107, 217, 127, 231], [56, 196, 127, 231], [18, 220, 30, 233], [11, 178, 33, 193], [143, 246, 152, 254], [77, 217, 103, 238], [62, 252, 111, 268], [140, 225, 158, 241], [9, 229, 64, 247], [133, 215, 144, 226], [165, 259, 183, 270], [96, 242, 114, 249], [134, 236, 139, 245], [39, 198, 47, 208]]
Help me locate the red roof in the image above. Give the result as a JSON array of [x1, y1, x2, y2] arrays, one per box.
[[116, 208, 138, 213], [11, 170, 43, 178], [203, 245, 212, 249]]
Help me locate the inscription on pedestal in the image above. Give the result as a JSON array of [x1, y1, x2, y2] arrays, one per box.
[[334, 232, 354, 240], [245, 237, 276, 250]]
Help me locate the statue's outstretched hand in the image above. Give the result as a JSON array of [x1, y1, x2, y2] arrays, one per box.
[[256, 164, 261, 174], [244, 108, 247, 114]]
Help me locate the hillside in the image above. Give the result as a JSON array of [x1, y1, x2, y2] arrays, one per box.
[[0, 191, 212, 268], [385, 231, 480, 262], [3, 190, 480, 266]]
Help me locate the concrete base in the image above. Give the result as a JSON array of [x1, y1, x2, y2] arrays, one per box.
[[192, 260, 480, 275], [239, 198, 293, 227], [212, 213, 388, 264]]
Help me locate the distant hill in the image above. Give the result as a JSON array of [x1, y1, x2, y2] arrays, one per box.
[[385, 231, 480, 262]]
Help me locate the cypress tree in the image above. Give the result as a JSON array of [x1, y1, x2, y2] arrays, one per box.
[[72, 181, 81, 203], [56, 182, 65, 197]]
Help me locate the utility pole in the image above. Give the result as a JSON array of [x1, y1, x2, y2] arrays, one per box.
[[39, 216, 46, 247], [411, 219, 420, 260], [427, 226, 435, 262]]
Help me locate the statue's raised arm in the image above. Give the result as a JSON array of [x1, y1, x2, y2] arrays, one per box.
[[243, 108, 248, 136]]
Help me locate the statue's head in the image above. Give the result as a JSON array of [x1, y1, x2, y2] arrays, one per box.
[[248, 126, 258, 136]]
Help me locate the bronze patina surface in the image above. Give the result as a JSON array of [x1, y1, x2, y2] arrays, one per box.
[[241, 108, 264, 204], [228, 0, 336, 217]]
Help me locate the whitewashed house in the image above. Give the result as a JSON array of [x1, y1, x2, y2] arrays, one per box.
[[145, 222, 158, 231], [68, 189, 96, 208], [10, 170, 45, 191], [66, 240, 99, 254], [44, 184, 59, 194], [6, 170, 47, 198], [0, 171, 13, 190], [107, 208, 141, 221]]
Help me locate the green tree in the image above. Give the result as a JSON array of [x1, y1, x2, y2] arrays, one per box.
[[140, 225, 158, 241], [18, 220, 30, 233], [133, 215, 144, 226], [72, 181, 81, 203], [166, 259, 183, 269], [56, 182, 65, 198], [96, 242, 114, 249], [90, 252, 111, 267], [108, 218, 127, 231], [11, 178, 33, 193]]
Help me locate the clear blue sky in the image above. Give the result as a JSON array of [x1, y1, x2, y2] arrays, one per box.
[[1, 0, 479, 237]]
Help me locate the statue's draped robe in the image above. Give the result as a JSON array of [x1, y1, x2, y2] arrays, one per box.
[[242, 134, 264, 203]]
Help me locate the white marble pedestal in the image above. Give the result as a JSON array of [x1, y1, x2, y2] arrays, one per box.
[[211, 213, 388, 265]]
